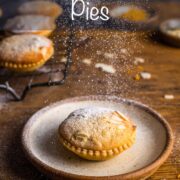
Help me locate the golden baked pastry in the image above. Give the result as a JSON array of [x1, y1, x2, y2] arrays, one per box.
[[120, 7, 149, 22], [18, 1, 63, 19], [0, 34, 54, 72], [58, 107, 136, 161], [4, 15, 56, 37]]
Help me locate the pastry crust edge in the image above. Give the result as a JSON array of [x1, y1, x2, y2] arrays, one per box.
[[0, 46, 54, 72], [58, 131, 136, 161], [5, 29, 55, 37], [0, 59, 45, 72]]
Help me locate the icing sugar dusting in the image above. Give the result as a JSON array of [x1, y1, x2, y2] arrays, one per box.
[[69, 107, 114, 120], [0, 34, 52, 62], [71, 28, 144, 99], [0, 35, 51, 52], [95, 63, 116, 74]]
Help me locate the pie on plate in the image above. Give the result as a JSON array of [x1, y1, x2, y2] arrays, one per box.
[[58, 107, 136, 161]]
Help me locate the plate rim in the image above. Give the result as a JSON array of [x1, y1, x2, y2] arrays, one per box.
[[159, 18, 180, 47], [22, 95, 174, 180]]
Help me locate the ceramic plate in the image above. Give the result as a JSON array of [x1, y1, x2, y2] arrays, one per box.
[[159, 19, 180, 47], [22, 96, 174, 180]]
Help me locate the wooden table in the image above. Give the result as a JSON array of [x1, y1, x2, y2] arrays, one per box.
[[0, 2, 179, 180]]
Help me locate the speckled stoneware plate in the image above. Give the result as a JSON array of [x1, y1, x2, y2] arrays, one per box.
[[159, 19, 180, 47], [22, 96, 174, 180], [106, 3, 158, 30]]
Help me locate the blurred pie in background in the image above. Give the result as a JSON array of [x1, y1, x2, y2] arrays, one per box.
[[58, 107, 136, 161], [18, 1, 63, 19], [0, 34, 54, 72], [4, 15, 56, 37], [110, 5, 149, 22]]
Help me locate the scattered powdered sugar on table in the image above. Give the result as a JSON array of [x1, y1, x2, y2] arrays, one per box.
[[96, 50, 102, 55], [95, 63, 116, 74], [60, 57, 67, 63], [104, 52, 117, 59], [134, 57, 145, 65], [140, 72, 151, 79], [82, 58, 92, 65], [164, 94, 174, 100], [120, 48, 128, 54], [79, 35, 89, 41]]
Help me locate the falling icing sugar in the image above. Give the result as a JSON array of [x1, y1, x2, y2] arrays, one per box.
[[104, 52, 117, 59], [96, 50, 103, 55], [55, 11, 145, 99], [120, 48, 128, 54]]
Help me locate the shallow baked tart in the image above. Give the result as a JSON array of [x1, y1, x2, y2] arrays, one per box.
[[0, 34, 54, 72], [4, 15, 56, 37], [58, 107, 136, 161], [18, 1, 63, 19]]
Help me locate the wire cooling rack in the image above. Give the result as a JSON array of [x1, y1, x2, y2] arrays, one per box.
[[0, 1, 87, 101], [0, 28, 74, 101]]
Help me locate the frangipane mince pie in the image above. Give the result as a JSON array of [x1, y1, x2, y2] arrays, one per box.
[[0, 34, 54, 72], [18, 1, 63, 19], [4, 15, 56, 37], [58, 107, 136, 161]]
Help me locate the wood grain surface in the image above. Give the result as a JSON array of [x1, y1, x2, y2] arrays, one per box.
[[0, 2, 179, 180]]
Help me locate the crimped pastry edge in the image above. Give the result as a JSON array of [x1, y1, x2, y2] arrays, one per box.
[[0, 43, 54, 72], [59, 133, 136, 161], [5, 29, 54, 37], [0, 59, 46, 72]]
